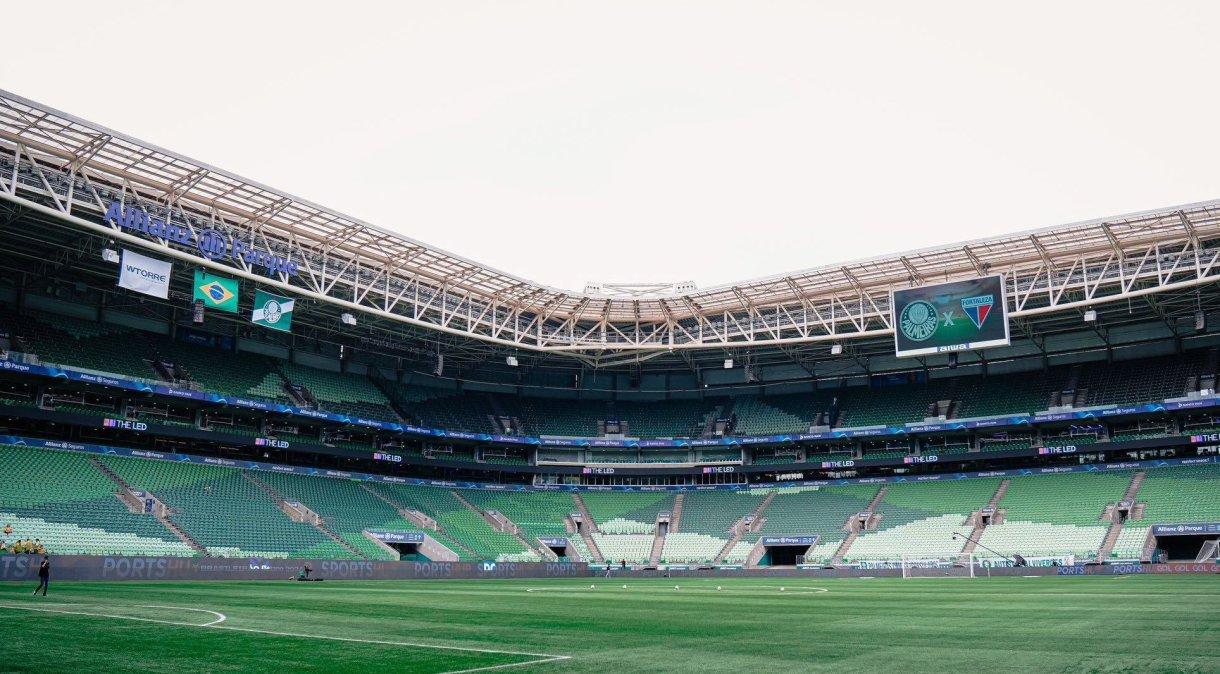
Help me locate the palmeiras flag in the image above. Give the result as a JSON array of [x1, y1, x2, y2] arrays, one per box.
[[251, 289, 294, 332]]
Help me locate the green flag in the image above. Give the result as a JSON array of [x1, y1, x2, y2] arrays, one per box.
[[192, 270, 239, 313], [251, 289, 295, 332]]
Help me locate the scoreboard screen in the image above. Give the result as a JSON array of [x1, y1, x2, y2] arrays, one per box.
[[891, 275, 1010, 357]]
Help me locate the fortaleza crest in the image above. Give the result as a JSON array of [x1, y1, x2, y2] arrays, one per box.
[[960, 294, 995, 329], [103, 201, 299, 278]]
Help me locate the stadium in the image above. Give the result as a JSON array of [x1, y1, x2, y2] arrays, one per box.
[[1, 57, 1220, 673]]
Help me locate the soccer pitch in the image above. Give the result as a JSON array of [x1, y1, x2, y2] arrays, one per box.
[[1, 576, 1217, 673]]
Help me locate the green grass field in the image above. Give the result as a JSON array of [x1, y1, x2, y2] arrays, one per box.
[[0, 575, 1217, 673]]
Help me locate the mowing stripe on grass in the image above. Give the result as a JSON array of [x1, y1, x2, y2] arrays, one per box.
[[0, 601, 571, 672]]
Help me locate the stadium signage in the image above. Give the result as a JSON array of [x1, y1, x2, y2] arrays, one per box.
[[902, 454, 939, 464], [1038, 445, 1078, 455], [701, 465, 736, 474], [366, 530, 425, 543], [1150, 522, 1220, 536], [254, 437, 289, 449], [372, 451, 403, 463], [102, 418, 148, 431], [760, 536, 818, 546], [104, 201, 299, 278]]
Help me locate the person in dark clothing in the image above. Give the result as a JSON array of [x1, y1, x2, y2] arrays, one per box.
[[33, 556, 48, 596]]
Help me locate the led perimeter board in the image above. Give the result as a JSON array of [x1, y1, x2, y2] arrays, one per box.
[[892, 274, 1010, 357]]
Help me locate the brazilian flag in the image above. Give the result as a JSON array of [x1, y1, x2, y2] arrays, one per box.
[[193, 270, 239, 313]]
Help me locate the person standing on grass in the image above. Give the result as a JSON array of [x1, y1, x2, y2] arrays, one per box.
[[32, 556, 49, 596]]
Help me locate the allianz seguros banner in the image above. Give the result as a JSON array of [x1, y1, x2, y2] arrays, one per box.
[[117, 249, 171, 299]]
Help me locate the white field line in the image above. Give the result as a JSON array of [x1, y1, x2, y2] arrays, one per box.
[[0, 601, 570, 672], [141, 604, 227, 626], [523, 585, 830, 594]]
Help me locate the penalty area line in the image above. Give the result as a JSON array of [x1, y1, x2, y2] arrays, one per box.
[[0, 602, 570, 671]]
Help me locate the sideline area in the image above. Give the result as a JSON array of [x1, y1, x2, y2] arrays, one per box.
[[1, 576, 1217, 673]]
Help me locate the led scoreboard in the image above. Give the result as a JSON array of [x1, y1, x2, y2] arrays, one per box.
[[892, 275, 1010, 357]]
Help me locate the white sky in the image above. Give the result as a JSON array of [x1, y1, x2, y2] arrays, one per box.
[[3, 1, 1218, 293]]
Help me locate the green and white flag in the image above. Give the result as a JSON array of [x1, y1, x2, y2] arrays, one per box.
[[192, 270, 239, 313], [251, 289, 294, 332]]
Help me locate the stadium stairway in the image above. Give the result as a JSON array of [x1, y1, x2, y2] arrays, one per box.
[[242, 471, 367, 559], [88, 456, 209, 556], [830, 486, 887, 565], [571, 492, 600, 533], [363, 484, 480, 559], [961, 479, 1010, 556], [1096, 472, 1147, 563], [649, 525, 666, 566], [359, 484, 441, 531], [570, 493, 606, 562], [671, 493, 685, 532], [714, 492, 775, 564], [451, 490, 555, 561]]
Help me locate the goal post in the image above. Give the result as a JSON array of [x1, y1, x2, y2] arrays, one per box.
[[901, 552, 979, 578]]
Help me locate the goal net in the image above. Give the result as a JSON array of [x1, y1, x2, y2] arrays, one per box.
[[901, 553, 979, 579]]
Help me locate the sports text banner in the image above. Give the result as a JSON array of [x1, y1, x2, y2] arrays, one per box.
[[892, 275, 1010, 357], [193, 270, 239, 313], [251, 288, 295, 332], [117, 249, 171, 299]]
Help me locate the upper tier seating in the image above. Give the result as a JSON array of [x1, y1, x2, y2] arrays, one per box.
[[10, 312, 156, 381], [278, 364, 399, 420], [1074, 352, 1209, 406], [6, 307, 1217, 440], [512, 398, 717, 438], [384, 384, 499, 434], [160, 344, 286, 402]]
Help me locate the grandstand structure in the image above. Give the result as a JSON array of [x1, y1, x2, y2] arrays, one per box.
[[0, 89, 1219, 571]]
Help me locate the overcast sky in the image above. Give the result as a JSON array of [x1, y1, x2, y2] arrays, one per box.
[[3, 2, 1217, 292]]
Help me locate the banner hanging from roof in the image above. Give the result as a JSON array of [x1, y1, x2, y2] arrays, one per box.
[[193, 270, 239, 313], [117, 248, 171, 299], [251, 288, 294, 332]]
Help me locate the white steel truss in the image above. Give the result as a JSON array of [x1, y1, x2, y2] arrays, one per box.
[[2, 89, 1220, 354]]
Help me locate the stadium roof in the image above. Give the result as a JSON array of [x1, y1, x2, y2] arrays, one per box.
[[3, 88, 1220, 356]]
